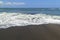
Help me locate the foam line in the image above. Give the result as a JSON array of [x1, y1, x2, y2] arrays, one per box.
[[0, 12, 60, 28]]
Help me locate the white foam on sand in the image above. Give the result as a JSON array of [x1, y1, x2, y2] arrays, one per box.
[[0, 12, 60, 28]]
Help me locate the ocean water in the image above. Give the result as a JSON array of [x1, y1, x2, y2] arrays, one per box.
[[0, 8, 60, 28]]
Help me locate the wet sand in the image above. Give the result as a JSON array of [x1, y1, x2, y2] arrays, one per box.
[[0, 24, 60, 40]]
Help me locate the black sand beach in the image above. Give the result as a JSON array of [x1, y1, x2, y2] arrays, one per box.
[[0, 24, 60, 40]]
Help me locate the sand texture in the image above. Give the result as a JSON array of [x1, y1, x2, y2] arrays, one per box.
[[0, 24, 60, 40]]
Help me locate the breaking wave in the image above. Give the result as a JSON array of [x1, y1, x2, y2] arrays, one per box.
[[0, 12, 60, 28]]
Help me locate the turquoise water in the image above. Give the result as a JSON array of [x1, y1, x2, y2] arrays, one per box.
[[0, 8, 60, 15]]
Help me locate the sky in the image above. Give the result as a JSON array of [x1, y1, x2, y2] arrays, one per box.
[[0, 0, 60, 8]]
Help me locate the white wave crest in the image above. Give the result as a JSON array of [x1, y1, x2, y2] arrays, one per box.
[[0, 12, 60, 28]]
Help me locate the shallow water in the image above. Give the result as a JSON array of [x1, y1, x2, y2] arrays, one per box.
[[0, 8, 60, 28]]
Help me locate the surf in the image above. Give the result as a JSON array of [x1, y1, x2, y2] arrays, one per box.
[[0, 12, 60, 28]]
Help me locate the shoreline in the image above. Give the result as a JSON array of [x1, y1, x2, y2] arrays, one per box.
[[0, 24, 60, 40]]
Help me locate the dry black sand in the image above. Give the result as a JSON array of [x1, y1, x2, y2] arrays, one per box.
[[0, 24, 60, 40]]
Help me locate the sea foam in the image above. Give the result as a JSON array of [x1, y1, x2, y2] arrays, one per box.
[[0, 12, 60, 28]]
